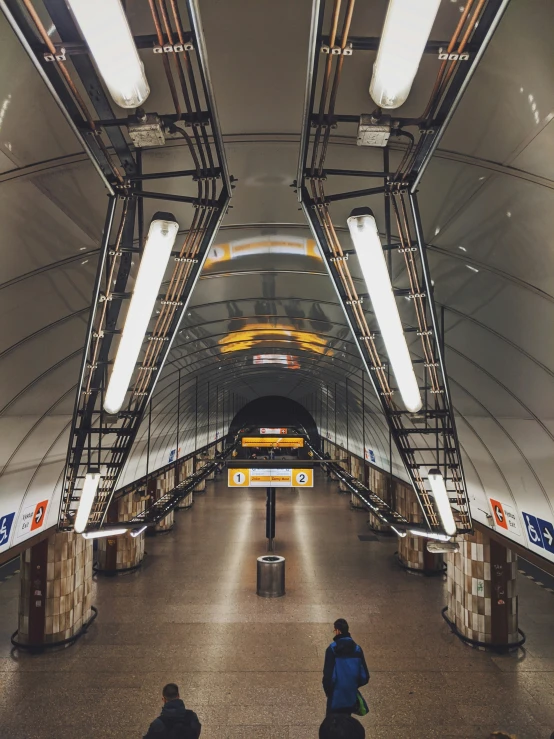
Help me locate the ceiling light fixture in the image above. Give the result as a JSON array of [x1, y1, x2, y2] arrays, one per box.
[[81, 528, 128, 540], [427, 468, 457, 536], [391, 526, 407, 538], [369, 0, 442, 109], [408, 528, 451, 541], [347, 208, 422, 413], [66, 0, 150, 109], [74, 471, 101, 534], [104, 213, 179, 415], [130, 525, 147, 538]]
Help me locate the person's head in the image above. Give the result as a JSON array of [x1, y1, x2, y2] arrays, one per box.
[[162, 683, 180, 704], [319, 714, 365, 739], [489, 733, 516, 739], [333, 618, 349, 637]]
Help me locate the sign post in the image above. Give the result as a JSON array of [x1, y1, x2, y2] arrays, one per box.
[[266, 487, 276, 552]]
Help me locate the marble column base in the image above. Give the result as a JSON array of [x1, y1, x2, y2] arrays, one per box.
[[17, 532, 93, 646], [446, 530, 518, 647]]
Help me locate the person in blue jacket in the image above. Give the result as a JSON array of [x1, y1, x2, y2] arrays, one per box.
[[322, 618, 370, 715]]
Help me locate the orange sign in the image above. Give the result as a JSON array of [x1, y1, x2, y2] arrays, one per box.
[[490, 498, 508, 530], [31, 500, 48, 531]]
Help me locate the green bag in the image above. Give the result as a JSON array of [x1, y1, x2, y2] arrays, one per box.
[[354, 690, 369, 717]]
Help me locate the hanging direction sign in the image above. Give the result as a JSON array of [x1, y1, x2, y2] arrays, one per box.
[[241, 436, 304, 448], [228, 468, 313, 488]]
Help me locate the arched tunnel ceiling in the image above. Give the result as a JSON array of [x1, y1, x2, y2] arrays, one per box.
[[1, 0, 554, 562]]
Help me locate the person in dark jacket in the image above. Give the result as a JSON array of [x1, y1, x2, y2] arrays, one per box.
[[322, 618, 369, 715], [143, 683, 201, 738], [319, 714, 365, 738]]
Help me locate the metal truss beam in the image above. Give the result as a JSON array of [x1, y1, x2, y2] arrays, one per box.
[[0, 0, 234, 533], [293, 0, 505, 535]]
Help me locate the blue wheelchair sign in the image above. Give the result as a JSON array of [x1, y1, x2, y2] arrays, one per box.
[[0, 512, 15, 549], [522, 512, 544, 549]]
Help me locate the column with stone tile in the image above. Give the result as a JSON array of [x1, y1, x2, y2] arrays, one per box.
[[17, 531, 93, 647], [445, 529, 518, 647], [396, 483, 444, 573], [367, 466, 392, 532], [194, 454, 207, 493], [154, 471, 174, 532], [177, 457, 194, 510], [96, 492, 146, 572]]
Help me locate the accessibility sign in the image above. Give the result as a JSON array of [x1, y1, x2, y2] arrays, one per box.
[[522, 512, 544, 549], [0, 512, 15, 550], [228, 468, 313, 488]]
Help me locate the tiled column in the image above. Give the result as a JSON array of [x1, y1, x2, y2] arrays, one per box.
[[446, 529, 518, 647], [396, 484, 444, 573], [17, 532, 93, 647], [367, 466, 391, 532], [96, 492, 146, 572], [338, 453, 350, 492], [154, 473, 174, 532], [194, 455, 207, 493], [350, 457, 365, 509], [176, 458, 194, 509]]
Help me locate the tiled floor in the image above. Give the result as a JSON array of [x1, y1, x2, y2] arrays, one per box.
[[1, 471, 554, 738]]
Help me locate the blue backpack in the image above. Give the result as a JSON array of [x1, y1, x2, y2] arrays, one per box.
[[329, 639, 366, 710]]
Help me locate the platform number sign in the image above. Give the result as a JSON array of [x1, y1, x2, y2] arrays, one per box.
[[521, 511, 554, 553], [233, 471, 247, 485], [292, 469, 313, 487]]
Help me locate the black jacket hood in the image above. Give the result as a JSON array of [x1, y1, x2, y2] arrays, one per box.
[[160, 698, 189, 721], [333, 633, 358, 656]]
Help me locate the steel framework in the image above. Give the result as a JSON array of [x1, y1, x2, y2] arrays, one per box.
[[2, 0, 232, 532], [296, 0, 509, 534]]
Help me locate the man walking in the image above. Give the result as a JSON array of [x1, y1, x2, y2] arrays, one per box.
[[322, 618, 369, 715], [143, 683, 201, 738]]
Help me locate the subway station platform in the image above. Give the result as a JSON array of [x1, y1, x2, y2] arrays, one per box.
[[1, 471, 553, 739]]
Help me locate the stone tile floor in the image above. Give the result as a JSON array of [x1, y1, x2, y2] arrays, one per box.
[[0, 471, 553, 738]]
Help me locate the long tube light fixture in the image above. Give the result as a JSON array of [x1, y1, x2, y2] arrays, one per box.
[[74, 471, 101, 534], [130, 525, 147, 538], [428, 468, 457, 536], [409, 528, 451, 542], [347, 208, 422, 413], [104, 213, 179, 415], [66, 0, 150, 109], [82, 528, 128, 540], [369, 0, 442, 109]]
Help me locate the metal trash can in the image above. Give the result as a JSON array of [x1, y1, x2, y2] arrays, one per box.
[[256, 555, 285, 598]]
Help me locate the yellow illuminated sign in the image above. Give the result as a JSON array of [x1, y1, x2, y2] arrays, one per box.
[[219, 323, 332, 356], [241, 437, 304, 448], [228, 468, 313, 488], [205, 236, 320, 267]]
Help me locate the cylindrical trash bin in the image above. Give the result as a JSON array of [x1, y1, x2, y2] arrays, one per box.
[[256, 555, 285, 598]]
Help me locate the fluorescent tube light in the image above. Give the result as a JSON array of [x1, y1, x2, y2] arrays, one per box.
[[409, 528, 451, 542], [391, 526, 407, 538], [130, 525, 147, 538], [74, 471, 101, 534], [82, 528, 128, 540], [347, 208, 422, 412], [370, 0, 442, 109], [428, 468, 457, 536], [104, 213, 179, 415], [66, 0, 150, 109]]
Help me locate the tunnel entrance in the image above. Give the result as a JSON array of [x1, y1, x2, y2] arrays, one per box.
[[228, 395, 319, 445]]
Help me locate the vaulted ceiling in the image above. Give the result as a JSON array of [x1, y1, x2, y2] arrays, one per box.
[[1, 0, 553, 561]]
